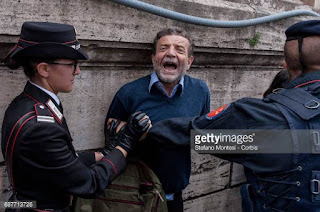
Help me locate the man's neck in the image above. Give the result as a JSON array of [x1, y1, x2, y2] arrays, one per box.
[[162, 82, 177, 96]]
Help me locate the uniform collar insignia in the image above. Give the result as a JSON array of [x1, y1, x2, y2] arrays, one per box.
[[46, 99, 63, 124]]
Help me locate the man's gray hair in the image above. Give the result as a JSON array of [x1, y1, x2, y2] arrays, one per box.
[[152, 27, 194, 57]]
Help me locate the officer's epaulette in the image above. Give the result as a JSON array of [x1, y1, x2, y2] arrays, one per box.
[[34, 103, 55, 124]]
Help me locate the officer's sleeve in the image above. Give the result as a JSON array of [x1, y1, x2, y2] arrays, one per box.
[[147, 103, 240, 146], [191, 103, 239, 129], [19, 123, 126, 198], [77, 151, 95, 167], [151, 102, 255, 164], [147, 117, 194, 146]]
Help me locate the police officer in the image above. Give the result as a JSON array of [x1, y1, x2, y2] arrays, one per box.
[[1, 21, 150, 211], [147, 20, 320, 211]]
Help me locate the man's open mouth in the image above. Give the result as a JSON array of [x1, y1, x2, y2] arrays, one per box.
[[163, 61, 177, 71]]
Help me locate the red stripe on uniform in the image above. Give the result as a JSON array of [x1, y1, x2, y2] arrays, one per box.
[[19, 38, 39, 44], [5, 111, 35, 159], [294, 80, 320, 88], [33, 209, 48, 212], [19, 38, 77, 45], [10, 115, 36, 190], [63, 39, 77, 44], [24, 92, 40, 103], [101, 158, 117, 175]]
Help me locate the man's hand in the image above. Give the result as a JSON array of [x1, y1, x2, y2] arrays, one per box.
[[98, 119, 125, 156], [106, 119, 125, 150], [107, 118, 126, 133], [116, 111, 151, 153], [107, 116, 151, 141]]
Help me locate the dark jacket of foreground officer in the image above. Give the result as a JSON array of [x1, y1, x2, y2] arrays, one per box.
[[1, 22, 150, 211], [148, 20, 320, 212]]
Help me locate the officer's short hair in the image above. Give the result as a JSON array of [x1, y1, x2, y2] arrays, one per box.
[[285, 20, 320, 71], [152, 27, 194, 57], [300, 36, 320, 68], [21, 58, 56, 79], [284, 41, 301, 71], [20, 58, 42, 79], [284, 36, 320, 71]]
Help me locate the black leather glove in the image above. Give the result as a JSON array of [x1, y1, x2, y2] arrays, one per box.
[[117, 111, 150, 153], [98, 119, 125, 156]]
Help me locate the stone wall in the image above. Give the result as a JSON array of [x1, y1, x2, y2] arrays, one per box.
[[0, 0, 319, 211]]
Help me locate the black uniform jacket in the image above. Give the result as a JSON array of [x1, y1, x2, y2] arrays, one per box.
[[1, 82, 126, 210], [147, 71, 320, 173], [147, 71, 320, 211]]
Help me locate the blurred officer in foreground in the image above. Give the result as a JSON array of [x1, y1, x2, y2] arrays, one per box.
[[148, 20, 320, 211], [1, 21, 150, 211]]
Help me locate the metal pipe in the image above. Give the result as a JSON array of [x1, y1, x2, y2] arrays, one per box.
[[108, 0, 320, 28]]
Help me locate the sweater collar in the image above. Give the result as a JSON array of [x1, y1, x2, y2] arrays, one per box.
[[148, 72, 184, 97]]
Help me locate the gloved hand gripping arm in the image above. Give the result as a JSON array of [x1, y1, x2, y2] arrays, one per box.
[[98, 119, 125, 156], [116, 111, 151, 153]]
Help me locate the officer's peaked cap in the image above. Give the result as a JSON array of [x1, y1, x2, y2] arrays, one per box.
[[4, 21, 89, 69], [286, 20, 320, 41]]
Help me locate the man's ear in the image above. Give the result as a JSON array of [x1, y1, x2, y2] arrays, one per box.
[[151, 54, 156, 66], [283, 60, 288, 70], [36, 62, 50, 78], [187, 55, 194, 69]]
